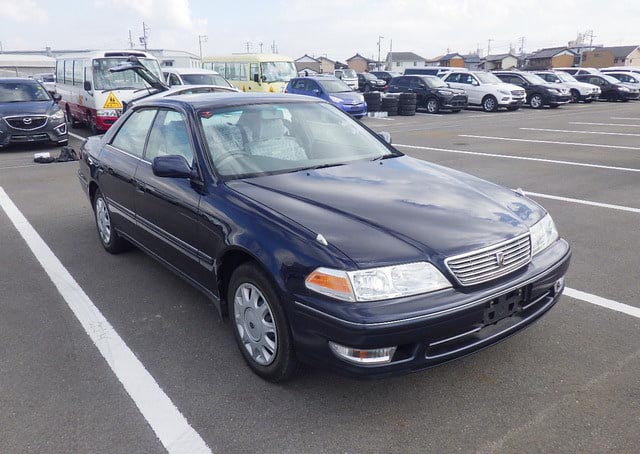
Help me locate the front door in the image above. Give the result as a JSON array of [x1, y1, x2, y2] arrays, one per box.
[[134, 108, 204, 282]]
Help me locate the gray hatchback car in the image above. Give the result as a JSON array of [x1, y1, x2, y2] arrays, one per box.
[[0, 78, 68, 148]]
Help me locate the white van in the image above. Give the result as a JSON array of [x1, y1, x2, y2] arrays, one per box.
[[55, 50, 163, 133], [333, 69, 358, 90], [162, 67, 234, 89]]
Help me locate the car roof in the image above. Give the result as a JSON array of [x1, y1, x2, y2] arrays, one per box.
[[135, 92, 322, 110], [0, 77, 39, 83], [163, 67, 222, 75]]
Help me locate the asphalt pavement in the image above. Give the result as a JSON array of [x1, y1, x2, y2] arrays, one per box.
[[1, 101, 639, 454]]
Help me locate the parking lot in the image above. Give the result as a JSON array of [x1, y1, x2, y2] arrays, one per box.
[[1, 101, 639, 454]]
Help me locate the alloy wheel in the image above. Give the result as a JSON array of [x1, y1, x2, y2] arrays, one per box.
[[234, 283, 278, 366], [95, 197, 111, 244], [530, 95, 543, 109], [427, 99, 438, 113]]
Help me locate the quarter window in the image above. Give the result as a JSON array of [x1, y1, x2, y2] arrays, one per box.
[[73, 60, 84, 86], [111, 109, 157, 158], [64, 60, 73, 85]]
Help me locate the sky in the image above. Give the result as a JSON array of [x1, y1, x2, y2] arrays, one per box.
[[1, 0, 639, 61]]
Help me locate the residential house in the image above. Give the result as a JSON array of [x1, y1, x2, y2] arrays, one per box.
[[582, 46, 640, 68], [480, 53, 519, 71], [346, 53, 375, 72], [385, 52, 427, 72], [428, 53, 465, 68], [461, 54, 482, 70], [524, 47, 577, 70], [294, 54, 336, 75]]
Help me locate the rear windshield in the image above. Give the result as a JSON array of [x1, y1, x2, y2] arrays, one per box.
[[181, 74, 231, 87], [0, 82, 51, 102]]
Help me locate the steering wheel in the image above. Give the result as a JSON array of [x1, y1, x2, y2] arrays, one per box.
[[215, 150, 248, 167]]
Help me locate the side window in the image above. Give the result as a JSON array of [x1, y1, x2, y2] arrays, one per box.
[[64, 60, 73, 85], [145, 110, 194, 164], [396, 77, 410, 89], [292, 79, 306, 90], [307, 80, 320, 92], [73, 60, 84, 86], [446, 73, 460, 83], [56, 61, 64, 84], [111, 109, 157, 158], [409, 78, 423, 89], [226, 63, 247, 81]]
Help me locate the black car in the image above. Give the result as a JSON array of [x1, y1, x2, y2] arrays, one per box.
[[493, 71, 571, 109], [79, 93, 570, 381], [356, 73, 386, 92], [386, 75, 467, 113], [574, 74, 640, 101], [370, 71, 401, 86], [0, 78, 68, 148]]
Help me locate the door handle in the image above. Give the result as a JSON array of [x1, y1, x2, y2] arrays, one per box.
[[135, 181, 145, 193]]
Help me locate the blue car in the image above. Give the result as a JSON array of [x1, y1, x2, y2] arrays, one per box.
[[286, 76, 367, 118], [79, 93, 570, 382]]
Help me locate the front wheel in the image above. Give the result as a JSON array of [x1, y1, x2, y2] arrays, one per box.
[[482, 95, 498, 112], [426, 97, 440, 114], [570, 89, 580, 103], [229, 263, 296, 382], [529, 94, 544, 109]]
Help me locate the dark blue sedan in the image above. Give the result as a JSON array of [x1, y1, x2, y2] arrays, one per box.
[[78, 93, 571, 381], [286, 76, 367, 118]]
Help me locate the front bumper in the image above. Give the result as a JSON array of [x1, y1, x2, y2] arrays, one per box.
[[620, 91, 640, 100], [0, 121, 68, 147], [94, 115, 119, 132], [441, 95, 468, 109], [547, 94, 572, 105], [291, 239, 571, 377], [339, 102, 368, 117], [498, 97, 525, 107]]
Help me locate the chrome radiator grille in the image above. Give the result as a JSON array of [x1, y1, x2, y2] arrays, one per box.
[[445, 233, 531, 286]]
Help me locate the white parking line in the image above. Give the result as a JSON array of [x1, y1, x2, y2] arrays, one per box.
[[522, 190, 640, 214], [520, 127, 640, 137], [569, 122, 640, 128], [610, 117, 640, 121], [394, 144, 640, 173], [0, 187, 212, 454], [565, 288, 640, 319], [69, 131, 87, 141], [459, 134, 640, 151]]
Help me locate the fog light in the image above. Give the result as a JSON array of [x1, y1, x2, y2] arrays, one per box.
[[54, 123, 67, 135], [328, 341, 397, 365], [554, 277, 564, 293]]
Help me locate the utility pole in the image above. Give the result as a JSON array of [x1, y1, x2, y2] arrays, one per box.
[[578, 30, 595, 67], [487, 39, 493, 57], [244, 41, 252, 53], [377, 35, 384, 70], [198, 34, 207, 59], [128, 30, 134, 49], [139, 22, 149, 50], [259, 42, 263, 53], [388, 39, 392, 70], [517, 36, 526, 56], [271, 40, 277, 54]]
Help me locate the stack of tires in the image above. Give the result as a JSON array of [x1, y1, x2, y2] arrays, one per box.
[[364, 92, 382, 112], [398, 93, 417, 116], [381, 94, 399, 116]]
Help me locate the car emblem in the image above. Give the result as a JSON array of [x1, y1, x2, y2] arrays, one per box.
[[495, 251, 506, 267], [23, 117, 32, 125]]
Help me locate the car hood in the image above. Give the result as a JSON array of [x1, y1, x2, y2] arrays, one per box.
[[489, 82, 524, 92], [330, 91, 364, 103], [0, 100, 54, 117], [227, 156, 545, 268]]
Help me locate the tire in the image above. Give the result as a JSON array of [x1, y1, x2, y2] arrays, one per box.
[[425, 97, 440, 114], [506, 106, 519, 111], [549, 104, 560, 109], [93, 189, 131, 254], [482, 95, 498, 112], [88, 114, 99, 135], [385, 107, 398, 116], [583, 99, 593, 104], [66, 106, 80, 128], [229, 262, 296, 382], [570, 89, 580, 103], [529, 94, 544, 109], [399, 109, 416, 116]]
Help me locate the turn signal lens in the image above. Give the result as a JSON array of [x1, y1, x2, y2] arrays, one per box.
[[329, 342, 397, 364], [305, 268, 355, 302]]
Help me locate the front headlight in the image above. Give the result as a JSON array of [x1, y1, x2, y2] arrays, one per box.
[[97, 109, 120, 117], [547, 88, 560, 94], [529, 214, 559, 256], [305, 262, 451, 302], [329, 96, 343, 103], [49, 109, 65, 120], [618, 87, 630, 92]]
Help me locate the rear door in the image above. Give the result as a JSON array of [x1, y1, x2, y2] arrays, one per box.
[[134, 108, 205, 282], [98, 108, 157, 237], [408, 77, 428, 103]]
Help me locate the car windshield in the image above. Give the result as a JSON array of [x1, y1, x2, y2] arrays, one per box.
[[199, 102, 397, 179], [0, 81, 51, 102], [423, 76, 447, 88], [93, 58, 163, 91], [260, 61, 297, 83], [523, 73, 548, 85], [181, 74, 231, 87], [474, 72, 502, 84], [556, 72, 577, 83], [317, 79, 352, 93], [362, 73, 376, 80], [340, 69, 357, 78], [601, 74, 623, 84]]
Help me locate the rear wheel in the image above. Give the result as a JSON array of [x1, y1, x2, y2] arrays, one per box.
[[570, 89, 580, 103], [482, 95, 498, 112], [66, 106, 80, 128], [229, 263, 296, 382], [93, 189, 131, 254], [88, 114, 99, 135]]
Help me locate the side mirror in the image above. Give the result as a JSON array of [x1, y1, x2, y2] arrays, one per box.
[[378, 131, 392, 144], [152, 155, 192, 178], [312, 89, 321, 96], [52, 93, 62, 102], [253, 74, 260, 83], [83, 81, 92, 91]]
